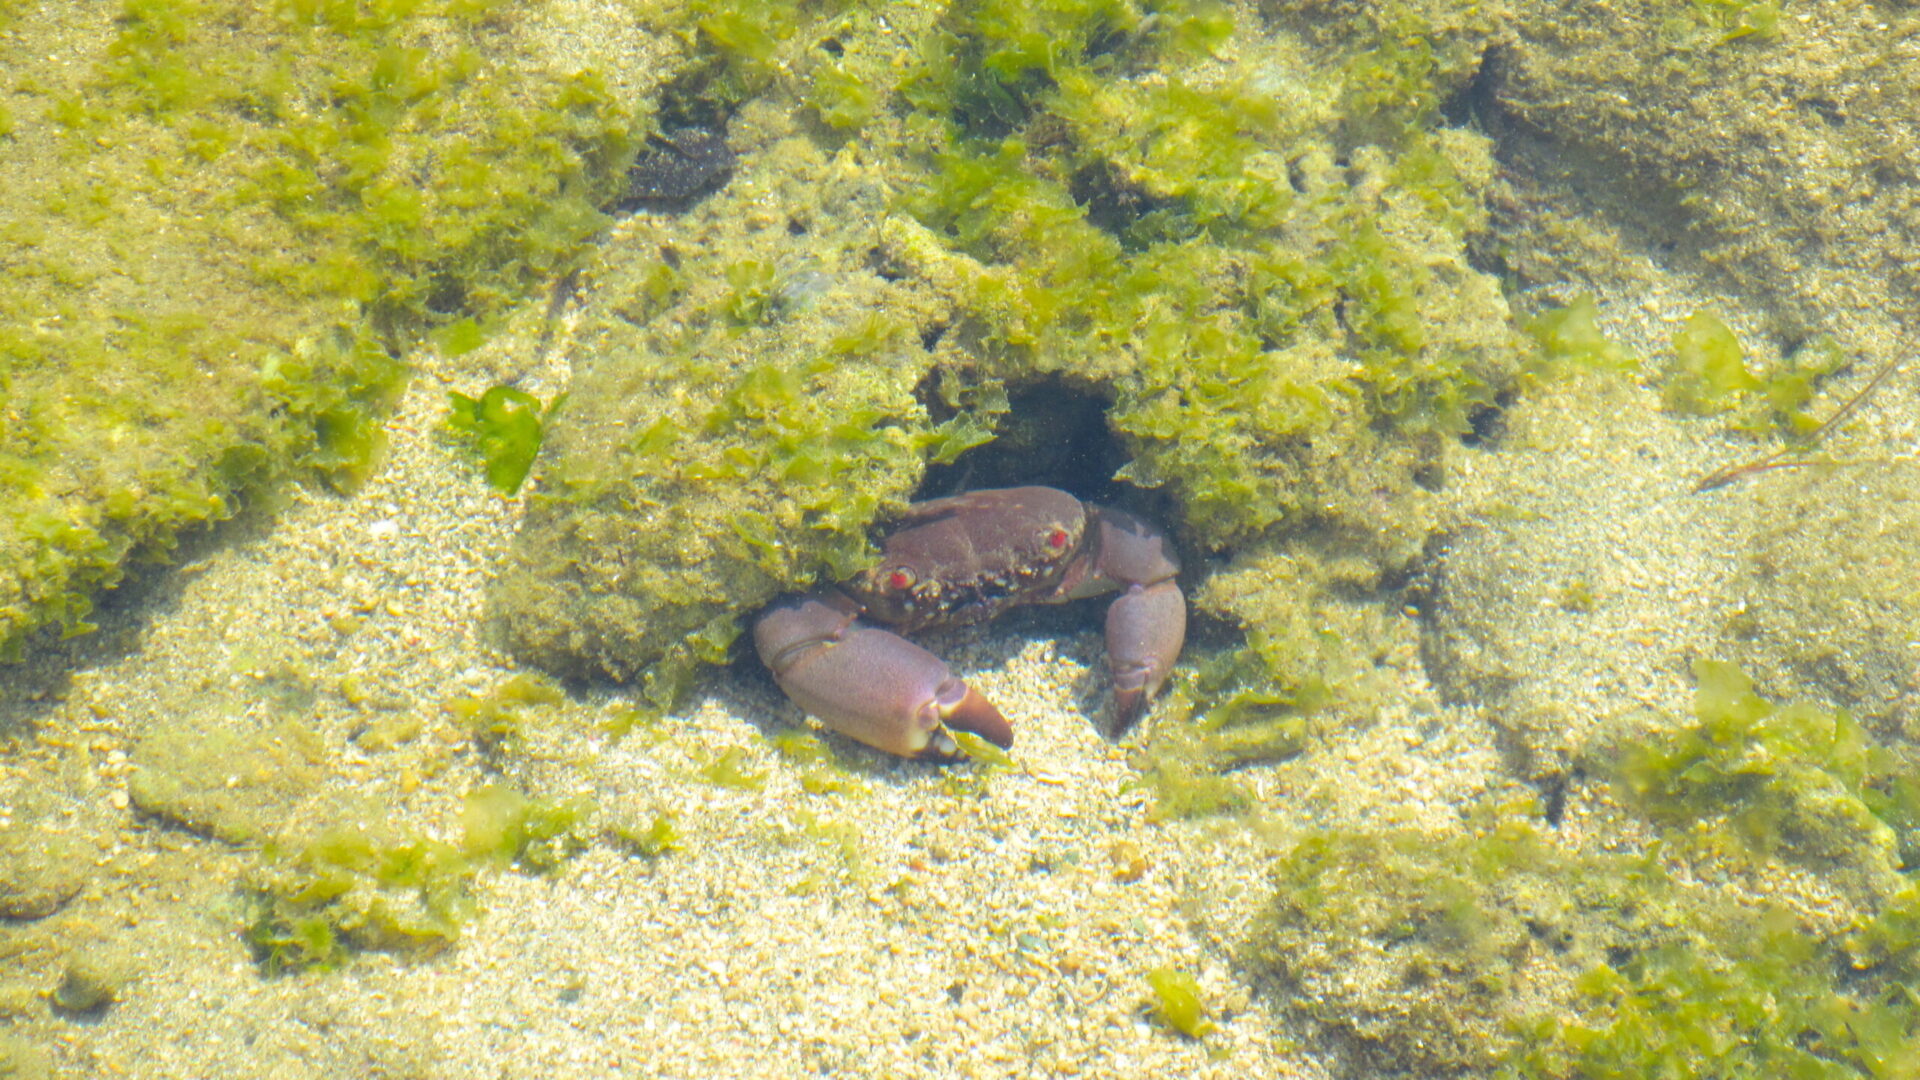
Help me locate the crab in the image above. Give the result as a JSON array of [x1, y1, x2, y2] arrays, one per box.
[[753, 486, 1185, 760]]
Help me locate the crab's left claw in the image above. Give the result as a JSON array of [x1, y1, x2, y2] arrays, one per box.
[[1105, 578, 1186, 728], [1083, 507, 1186, 729], [753, 593, 1012, 761]]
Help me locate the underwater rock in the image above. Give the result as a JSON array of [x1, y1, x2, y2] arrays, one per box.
[[495, 5, 1528, 709], [126, 720, 330, 846], [492, 101, 952, 688], [0, 825, 88, 921], [51, 945, 135, 1014], [0, 1, 659, 662], [1491, 0, 1920, 348], [1734, 463, 1920, 741]]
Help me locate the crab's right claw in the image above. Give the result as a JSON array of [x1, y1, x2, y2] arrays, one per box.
[[753, 594, 1012, 761]]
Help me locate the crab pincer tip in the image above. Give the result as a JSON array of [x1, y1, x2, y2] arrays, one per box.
[[934, 678, 1014, 750]]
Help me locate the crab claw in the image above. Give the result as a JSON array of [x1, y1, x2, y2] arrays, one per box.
[[753, 593, 1012, 761], [1104, 578, 1186, 729], [1080, 506, 1185, 730]]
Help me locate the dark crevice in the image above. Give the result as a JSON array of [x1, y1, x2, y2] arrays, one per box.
[[1068, 160, 1188, 250], [613, 68, 738, 214], [914, 375, 1135, 509], [1461, 389, 1514, 448], [615, 123, 737, 213]]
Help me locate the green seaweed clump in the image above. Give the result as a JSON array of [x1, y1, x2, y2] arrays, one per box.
[[1248, 793, 1574, 1071], [244, 781, 590, 973], [1687, 0, 1782, 44], [1501, 663, 1920, 1079], [1661, 310, 1844, 434], [244, 825, 477, 973], [1145, 966, 1218, 1039], [1524, 294, 1635, 373], [442, 671, 566, 758], [698, 746, 769, 791], [1508, 898, 1920, 1080], [460, 784, 592, 874], [1246, 656, 1920, 1075], [610, 810, 681, 859], [492, 183, 963, 689], [445, 386, 552, 496], [1605, 658, 1898, 872]]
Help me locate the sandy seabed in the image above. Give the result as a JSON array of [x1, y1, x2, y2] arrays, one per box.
[[4, 259, 1917, 1080]]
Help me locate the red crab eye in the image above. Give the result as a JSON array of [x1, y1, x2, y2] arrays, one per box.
[[886, 567, 916, 591], [1046, 527, 1070, 552]]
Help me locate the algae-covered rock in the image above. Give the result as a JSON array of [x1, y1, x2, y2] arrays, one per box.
[[492, 100, 966, 687], [1735, 463, 1920, 740], [499, 0, 1527, 705], [1249, 775, 1919, 1077], [0, 825, 87, 921], [1246, 795, 1586, 1072], [1492, 0, 1920, 345], [0, 0, 667, 659], [50, 945, 135, 1014], [0, 1036, 51, 1080], [126, 720, 330, 846]]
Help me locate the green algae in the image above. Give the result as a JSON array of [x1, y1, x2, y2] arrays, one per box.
[[491, 126, 959, 685], [442, 671, 567, 759], [1604, 659, 1898, 874], [445, 384, 552, 495], [1145, 966, 1218, 1039], [1248, 792, 1571, 1071], [244, 824, 475, 972], [1525, 294, 1635, 374], [1661, 310, 1845, 434], [1509, 899, 1920, 1080], [773, 728, 874, 795], [0, 0, 656, 658], [243, 782, 591, 973], [698, 746, 768, 790], [1247, 664, 1920, 1076], [460, 783, 593, 873], [609, 809, 681, 859]]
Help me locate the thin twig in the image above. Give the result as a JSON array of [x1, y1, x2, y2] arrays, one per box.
[[1692, 351, 1904, 493]]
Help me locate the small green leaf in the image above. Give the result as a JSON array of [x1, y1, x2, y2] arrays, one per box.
[[446, 385, 545, 494], [1146, 967, 1218, 1038]]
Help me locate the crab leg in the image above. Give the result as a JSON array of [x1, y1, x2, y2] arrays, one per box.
[[753, 592, 1013, 761]]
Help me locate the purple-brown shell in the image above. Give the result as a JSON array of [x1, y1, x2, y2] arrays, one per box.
[[844, 486, 1088, 632]]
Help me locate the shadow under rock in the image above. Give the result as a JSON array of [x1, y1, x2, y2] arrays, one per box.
[[0, 496, 285, 741]]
